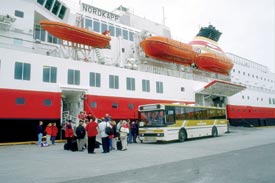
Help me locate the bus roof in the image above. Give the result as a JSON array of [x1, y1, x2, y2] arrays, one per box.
[[139, 103, 226, 110]]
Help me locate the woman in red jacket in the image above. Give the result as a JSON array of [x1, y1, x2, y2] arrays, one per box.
[[51, 122, 58, 145], [45, 123, 52, 145], [85, 118, 98, 154], [65, 120, 74, 149]]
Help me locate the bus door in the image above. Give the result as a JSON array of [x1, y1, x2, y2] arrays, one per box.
[[165, 106, 176, 125]]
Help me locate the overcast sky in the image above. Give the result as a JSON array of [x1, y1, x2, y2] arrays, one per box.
[[77, 0, 274, 73]]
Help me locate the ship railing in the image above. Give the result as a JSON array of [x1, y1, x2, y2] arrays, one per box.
[[61, 111, 78, 129], [226, 53, 269, 73], [0, 34, 59, 56], [138, 64, 229, 83], [246, 84, 275, 94], [231, 81, 275, 94]]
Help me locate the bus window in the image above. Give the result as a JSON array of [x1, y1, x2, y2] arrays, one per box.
[[185, 107, 194, 120], [166, 109, 175, 125], [139, 110, 165, 127]]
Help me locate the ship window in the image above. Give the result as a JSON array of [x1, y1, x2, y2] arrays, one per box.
[[101, 22, 108, 33], [116, 27, 121, 37], [243, 72, 245, 75], [44, 99, 52, 106], [15, 10, 24, 18], [14, 62, 31, 81], [90, 72, 101, 87], [128, 104, 134, 109], [181, 87, 185, 92], [123, 29, 128, 40], [247, 96, 249, 100], [112, 102, 118, 108], [52, 0, 61, 15], [90, 102, 97, 108], [257, 97, 259, 101], [142, 79, 150, 92], [85, 18, 92, 30], [45, 0, 54, 10], [58, 5, 67, 19], [273, 98, 275, 104], [256, 76, 258, 79], [109, 24, 115, 36], [34, 25, 46, 41], [93, 20, 100, 32], [252, 75, 254, 78], [126, 77, 135, 91], [67, 69, 80, 85], [269, 98, 272, 104], [16, 98, 25, 105], [233, 69, 235, 72], [261, 98, 263, 101], [43, 66, 57, 83], [47, 33, 59, 44], [129, 31, 134, 41], [122, 48, 125, 53], [109, 75, 119, 89], [238, 70, 240, 74], [37, 0, 45, 6], [156, 81, 163, 94], [242, 96, 244, 99], [248, 73, 250, 77]]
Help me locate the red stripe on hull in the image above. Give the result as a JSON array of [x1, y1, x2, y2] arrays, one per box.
[[84, 95, 194, 120], [227, 105, 275, 119], [0, 89, 61, 119]]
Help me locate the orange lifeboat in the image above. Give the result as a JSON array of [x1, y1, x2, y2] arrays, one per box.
[[195, 53, 233, 75], [140, 36, 197, 66], [190, 25, 234, 75], [40, 20, 111, 48]]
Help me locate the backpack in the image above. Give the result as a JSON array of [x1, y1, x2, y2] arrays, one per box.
[[105, 122, 114, 135]]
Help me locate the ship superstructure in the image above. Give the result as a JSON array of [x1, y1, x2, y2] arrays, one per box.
[[0, 0, 274, 142]]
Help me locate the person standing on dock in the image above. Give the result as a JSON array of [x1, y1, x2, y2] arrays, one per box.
[[37, 121, 43, 146], [45, 123, 52, 145], [65, 120, 74, 149], [51, 122, 58, 145], [85, 118, 98, 154]]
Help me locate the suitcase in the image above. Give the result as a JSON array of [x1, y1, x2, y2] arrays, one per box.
[[95, 141, 101, 148], [64, 143, 70, 150], [117, 139, 122, 150], [71, 141, 78, 152]]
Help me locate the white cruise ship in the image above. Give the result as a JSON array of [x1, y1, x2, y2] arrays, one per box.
[[0, 0, 274, 142]]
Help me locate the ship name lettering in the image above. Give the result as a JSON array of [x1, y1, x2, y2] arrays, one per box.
[[82, 3, 119, 21]]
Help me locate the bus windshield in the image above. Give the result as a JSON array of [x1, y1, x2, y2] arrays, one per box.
[[139, 110, 165, 127]]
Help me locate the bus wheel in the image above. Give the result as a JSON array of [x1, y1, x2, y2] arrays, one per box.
[[178, 129, 187, 142], [212, 126, 218, 137]]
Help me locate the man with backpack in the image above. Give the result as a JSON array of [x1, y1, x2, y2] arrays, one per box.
[[75, 120, 86, 151]]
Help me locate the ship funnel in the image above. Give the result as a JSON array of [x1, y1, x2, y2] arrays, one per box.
[[196, 25, 222, 42]]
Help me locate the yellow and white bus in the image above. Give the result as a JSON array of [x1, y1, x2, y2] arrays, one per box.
[[138, 103, 229, 142]]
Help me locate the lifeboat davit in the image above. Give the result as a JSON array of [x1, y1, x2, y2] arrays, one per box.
[[40, 20, 111, 48], [140, 36, 197, 66], [190, 25, 233, 75]]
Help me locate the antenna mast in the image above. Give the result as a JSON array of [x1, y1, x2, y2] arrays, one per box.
[[162, 6, 166, 25]]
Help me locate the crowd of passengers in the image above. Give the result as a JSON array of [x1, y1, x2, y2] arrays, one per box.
[[37, 111, 139, 153]]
